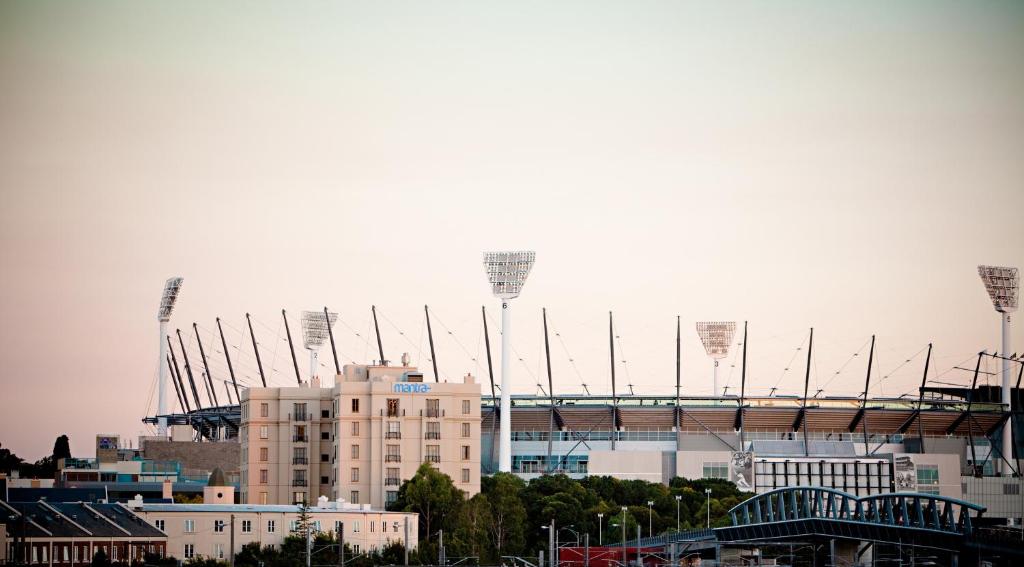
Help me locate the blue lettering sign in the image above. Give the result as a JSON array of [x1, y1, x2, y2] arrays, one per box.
[[393, 383, 431, 394]]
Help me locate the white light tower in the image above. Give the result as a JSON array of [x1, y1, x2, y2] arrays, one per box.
[[696, 322, 736, 399], [483, 251, 536, 473], [300, 310, 338, 383], [978, 265, 1019, 477], [157, 277, 184, 436]]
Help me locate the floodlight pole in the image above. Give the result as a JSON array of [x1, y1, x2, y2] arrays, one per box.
[[676, 316, 681, 452], [609, 311, 617, 451], [158, 320, 170, 435], [1001, 312, 1013, 476], [499, 297, 513, 471], [544, 308, 555, 472]]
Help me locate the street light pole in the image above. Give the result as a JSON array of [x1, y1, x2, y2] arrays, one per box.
[[675, 495, 681, 533], [646, 501, 653, 538], [705, 489, 712, 529], [620, 507, 627, 567], [597, 513, 603, 546]]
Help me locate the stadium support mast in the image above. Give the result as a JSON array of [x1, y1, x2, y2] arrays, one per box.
[[425, 305, 439, 382], [482, 251, 536, 473], [978, 265, 1019, 476], [156, 277, 183, 436], [283, 310, 301, 385], [301, 310, 338, 383], [696, 322, 736, 399]]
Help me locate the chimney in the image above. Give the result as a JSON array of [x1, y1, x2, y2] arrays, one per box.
[[162, 478, 173, 500], [401, 353, 411, 366]]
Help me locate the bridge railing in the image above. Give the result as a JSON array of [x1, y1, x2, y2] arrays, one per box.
[[727, 486, 986, 536]]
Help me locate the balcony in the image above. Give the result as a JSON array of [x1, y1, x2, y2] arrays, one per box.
[[385, 477, 400, 486], [425, 432, 441, 440], [385, 432, 402, 440], [425, 409, 440, 418], [290, 413, 309, 422], [293, 435, 308, 442], [424, 455, 440, 463], [292, 457, 308, 465], [385, 455, 401, 463], [292, 479, 308, 487]]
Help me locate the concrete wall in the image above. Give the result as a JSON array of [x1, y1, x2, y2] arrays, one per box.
[[677, 450, 733, 480], [588, 451, 666, 483], [962, 476, 1024, 522], [142, 440, 241, 476]]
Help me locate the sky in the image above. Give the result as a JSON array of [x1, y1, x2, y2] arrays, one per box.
[[1, 1, 1022, 460]]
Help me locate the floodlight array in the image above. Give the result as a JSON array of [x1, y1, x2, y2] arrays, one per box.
[[696, 321, 736, 359], [300, 310, 338, 349], [157, 277, 184, 322], [483, 251, 536, 299], [978, 265, 1019, 313]]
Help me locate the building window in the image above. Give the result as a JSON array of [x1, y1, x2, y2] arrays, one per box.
[[351, 445, 360, 459], [294, 492, 306, 504], [214, 543, 225, 559], [1005, 483, 1021, 495], [294, 470, 307, 486], [334, 520, 343, 534], [462, 468, 470, 483], [461, 423, 471, 438], [386, 490, 398, 505], [351, 491, 360, 504], [267, 520, 276, 533], [259, 425, 269, 439], [260, 403, 269, 417], [294, 447, 307, 464], [387, 398, 400, 417], [260, 492, 268, 504], [321, 475, 329, 485], [351, 468, 360, 482], [321, 409, 330, 419], [215, 520, 226, 533], [242, 520, 252, 533], [155, 519, 165, 531], [386, 421, 400, 439], [183, 544, 194, 559], [370, 520, 375, 533], [917, 465, 940, 494], [426, 399, 440, 418], [353, 521, 361, 533], [462, 400, 471, 414], [461, 445, 471, 460], [260, 469, 268, 484], [386, 467, 400, 486], [703, 462, 728, 479], [426, 445, 440, 463], [321, 453, 329, 463], [386, 444, 401, 462], [351, 422, 360, 436], [293, 403, 308, 421], [184, 519, 195, 533], [321, 431, 330, 440], [294, 425, 307, 442], [260, 447, 269, 461], [352, 399, 360, 413], [426, 421, 441, 440]]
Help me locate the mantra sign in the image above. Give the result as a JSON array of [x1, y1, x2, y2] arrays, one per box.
[[393, 383, 431, 394]]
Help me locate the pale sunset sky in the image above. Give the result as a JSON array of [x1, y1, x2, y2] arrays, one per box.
[[1, 1, 1022, 459]]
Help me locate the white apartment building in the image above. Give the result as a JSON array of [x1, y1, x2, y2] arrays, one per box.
[[241, 361, 481, 510]]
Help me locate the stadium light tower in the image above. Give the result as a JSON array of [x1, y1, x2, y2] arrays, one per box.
[[696, 321, 736, 399], [300, 310, 338, 384], [978, 265, 1019, 476], [483, 251, 536, 473], [157, 277, 184, 436]]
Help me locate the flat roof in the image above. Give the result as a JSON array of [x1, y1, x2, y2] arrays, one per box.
[[133, 503, 409, 514]]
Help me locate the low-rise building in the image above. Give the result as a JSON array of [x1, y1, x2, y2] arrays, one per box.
[[0, 499, 167, 566], [126, 496, 418, 559]]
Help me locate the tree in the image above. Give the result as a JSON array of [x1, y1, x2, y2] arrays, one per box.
[[481, 473, 526, 560], [174, 493, 203, 504], [0, 443, 24, 474], [391, 463, 465, 563], [52, 435, 71, 462]]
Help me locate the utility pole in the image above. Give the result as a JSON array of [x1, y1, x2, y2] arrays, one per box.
[[229, 514, 235, 567], [549, 519, 556, 567], [438, 529, 445, 566], [584, 533, 589, 567], [620, 507, 627, 567], [403, 517, 409, 567], [305, 520, 312, 567]]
